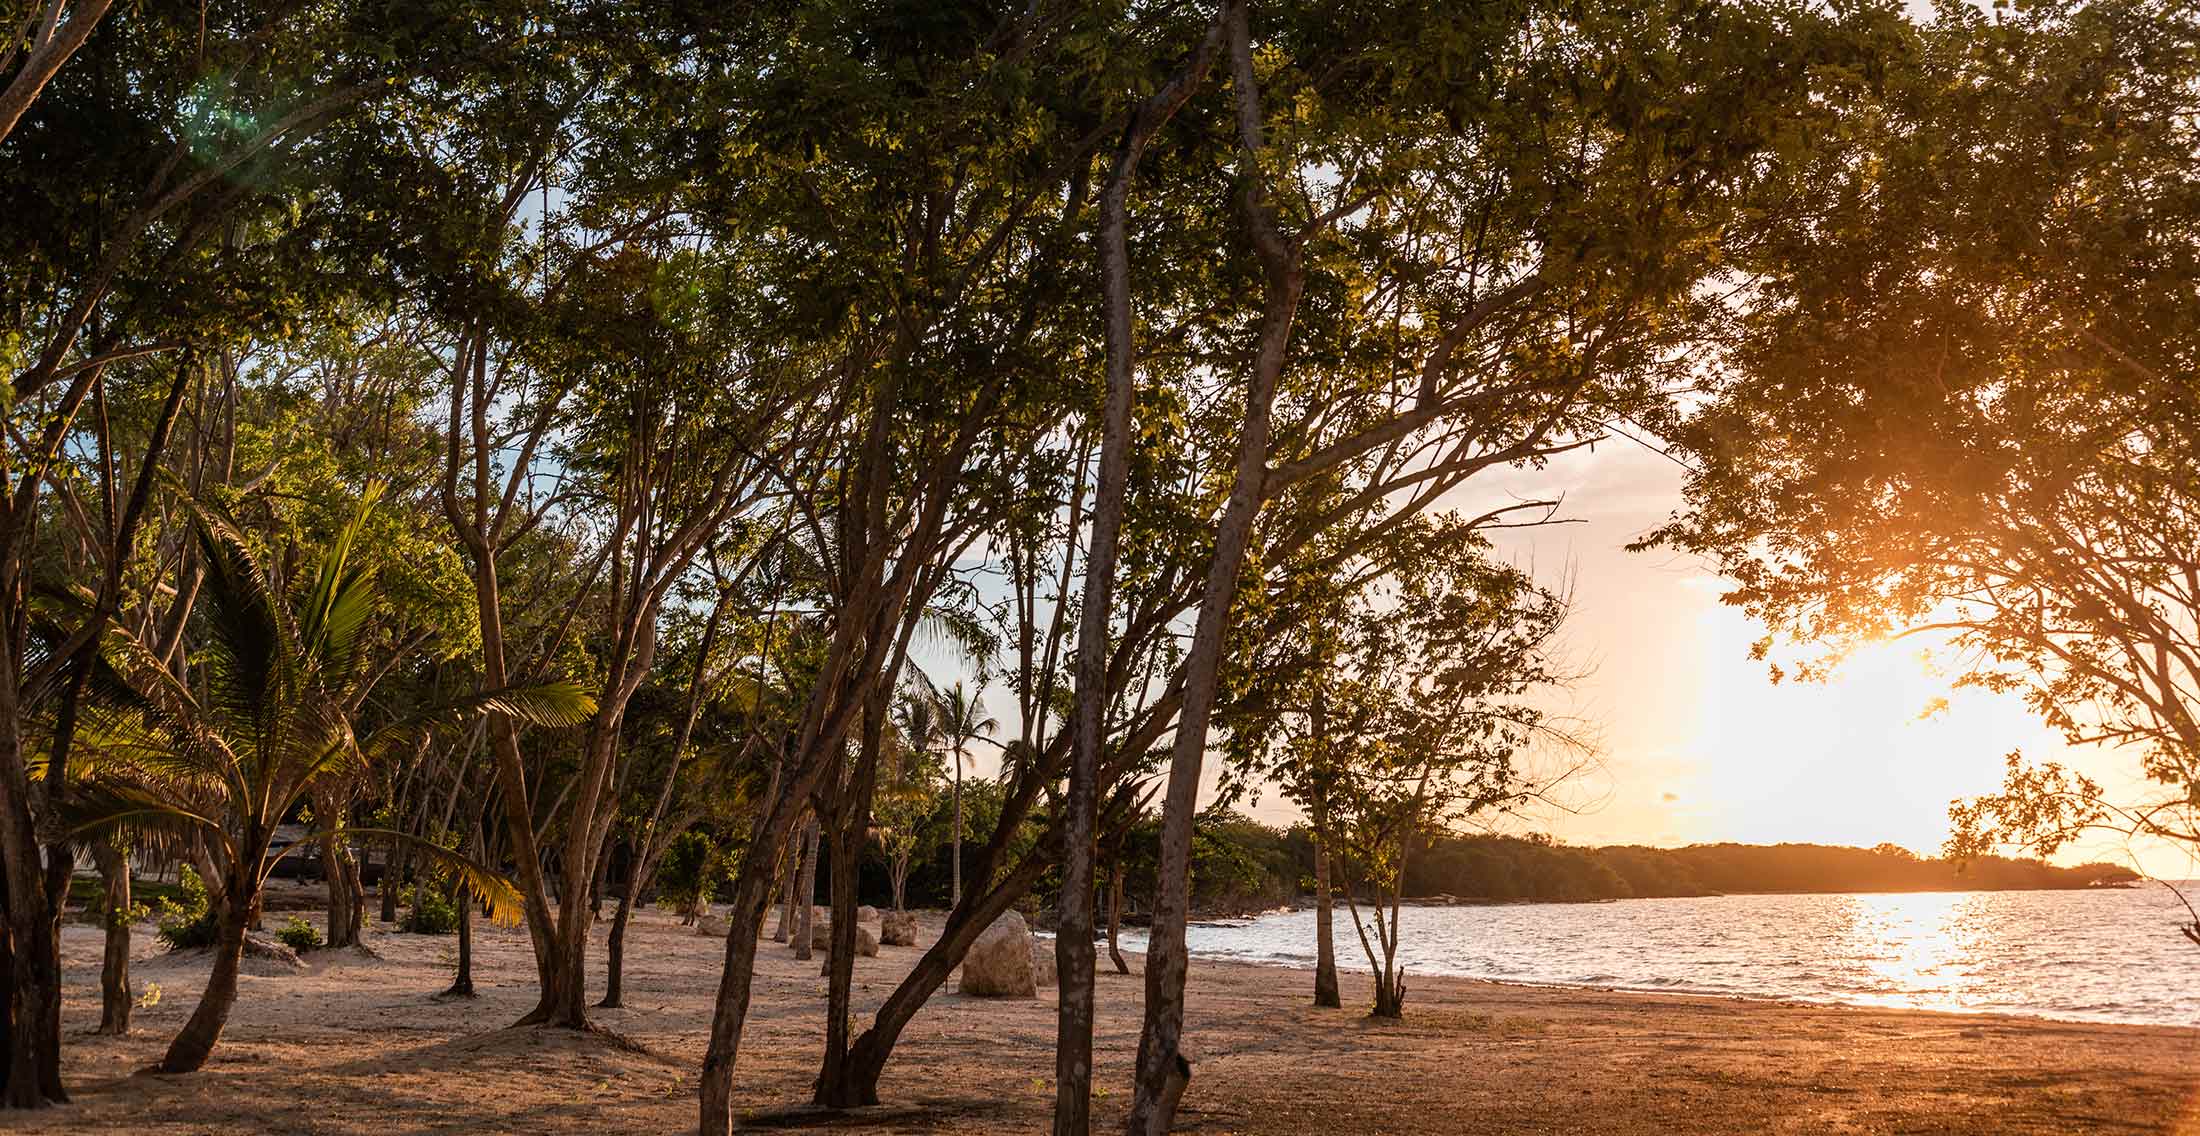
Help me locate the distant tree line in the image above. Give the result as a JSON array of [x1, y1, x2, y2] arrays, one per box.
[[1087, 815, 2141, 916]]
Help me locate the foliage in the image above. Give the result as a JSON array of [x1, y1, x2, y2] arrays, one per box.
[[277, 917, 323, 953], [654, 831, 732, 913], [399, 887, 461, 936], [1643, 0, 2200, 872], [153, 867, 217, 952]]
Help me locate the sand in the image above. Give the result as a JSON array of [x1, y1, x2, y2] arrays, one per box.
[[15, 881, 2200, 1134]]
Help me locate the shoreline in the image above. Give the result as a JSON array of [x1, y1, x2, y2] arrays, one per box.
[[25, 895, 2200, 1134]]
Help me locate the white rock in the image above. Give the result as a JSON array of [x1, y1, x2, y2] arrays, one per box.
[[958, 911, 1037, 998]]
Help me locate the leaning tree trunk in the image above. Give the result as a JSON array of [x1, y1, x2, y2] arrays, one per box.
[[158, 884, 256, 1073], [94, 840, 132, 1034], [838, 850, 1052, 1104], [1312, 834, 1340, 1009]]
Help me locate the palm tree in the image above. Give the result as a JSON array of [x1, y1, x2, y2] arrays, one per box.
[[935, 681, 997, 907], [65, 491, 590, 1073], [880, 691, 946, 910]]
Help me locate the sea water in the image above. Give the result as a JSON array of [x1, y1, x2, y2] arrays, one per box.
[[1117, 886, 2199, 1026]]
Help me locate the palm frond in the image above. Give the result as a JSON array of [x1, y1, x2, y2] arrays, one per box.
[[297, 483, 384, 675], [323, 827, 525, 926], [357, 681, 598, 763], [62, 779, 224, 845], [192, 514, 285, 727]]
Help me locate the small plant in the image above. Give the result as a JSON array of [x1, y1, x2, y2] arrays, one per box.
[[154, 867, 218, 951], [277, 915, 323, 953], [137, 982, 162, 1009], [400, 885, 460, 935]]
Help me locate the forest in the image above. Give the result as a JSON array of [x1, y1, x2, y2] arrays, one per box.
[[3, 0, 2198, 1133]]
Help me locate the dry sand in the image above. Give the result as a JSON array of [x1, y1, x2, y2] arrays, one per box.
[[14, 881, 2200, 1134]]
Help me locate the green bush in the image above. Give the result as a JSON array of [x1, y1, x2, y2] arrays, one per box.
[[400, 885, 460, 935], [277, 915, 323, 953], [154, 866, 218, 951]]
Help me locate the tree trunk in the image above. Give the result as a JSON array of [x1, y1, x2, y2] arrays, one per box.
[[589, 831, 614, 921], [318, 791, 362, 950], [0, 728, 63, 1106], [599, 870, 637, 1008], [774, 839, 797, 942], [792, 818, 819, 962], [379, 840, 406, 924], [445, 875, 475, 998], [1312, 835, 1339, 1008], [94, 840, 133, 1035], [839, 850, 1053, 1105], [817, 693, 887, 1108], [700, 829, 797, 1136], [1107, 866, 1128, 976], [1127, 10, 1299, 1130], [444, 820, 483, 998], [950, 758, 962, 908], [158, 886, 254, 1073]]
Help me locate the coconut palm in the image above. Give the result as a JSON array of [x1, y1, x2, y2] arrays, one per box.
[[934, 680, 997, 907], [63, 490, 591, 1073], [879, 691, 946, 910]]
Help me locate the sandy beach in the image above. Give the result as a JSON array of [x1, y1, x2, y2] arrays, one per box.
[[16, 886, 2200, 1135]]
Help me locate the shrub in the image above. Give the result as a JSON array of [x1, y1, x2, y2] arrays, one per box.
[[400, 885, 460, 935], [277, 915, 323, 952], [154, 867, 218, 951]]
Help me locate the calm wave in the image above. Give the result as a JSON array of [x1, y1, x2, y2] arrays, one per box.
[[1118, 886, 2200, 1026]]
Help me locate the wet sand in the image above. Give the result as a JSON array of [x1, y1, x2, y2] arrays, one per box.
[[16, 884, 2200, 1134]]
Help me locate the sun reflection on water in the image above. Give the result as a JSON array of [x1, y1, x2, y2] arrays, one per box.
[[1837, 892, 1989, 1011]]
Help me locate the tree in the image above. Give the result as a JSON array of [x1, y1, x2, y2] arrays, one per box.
[[879, 691, 947, 911], [64, 490, 581, 1072], [935, 680, 998, 908], [1117, 0, 1894, 1124], [1639, 0, 2200, 923]]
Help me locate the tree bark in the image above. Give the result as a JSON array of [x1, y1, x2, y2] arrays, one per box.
[[0, 674, 63, 1106], [0, 0, 116, 148], [445, 875, 475, 998], [319, 800, 363, 950], [1312, 835, 1339, 1008], [1128, 9, 1299, 1130], [817, 691, 887, 1108], [840, 850, 1052, 1104], [94, 840, 133, 1035], [1107, 865, 1129, 976], [1055, 18, 1227, 1134], [792, 818, 819, 961], [950, 753, 962, 908], [774, 837, 798, 942], [158, 885, 255, 1073]]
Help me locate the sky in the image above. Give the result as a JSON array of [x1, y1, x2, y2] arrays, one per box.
[[922, 433, 2191, 877], [1392, 440, 2195, 878]]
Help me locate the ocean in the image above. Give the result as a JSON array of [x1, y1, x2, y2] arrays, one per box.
[[1117, 885, 2200, 1026]]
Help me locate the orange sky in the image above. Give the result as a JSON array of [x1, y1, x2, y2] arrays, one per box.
[[1437, 442, 2194, 878]]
